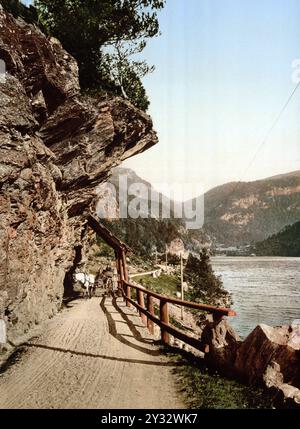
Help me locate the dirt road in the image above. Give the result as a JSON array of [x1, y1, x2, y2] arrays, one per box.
[[0, 296, 184, 409]]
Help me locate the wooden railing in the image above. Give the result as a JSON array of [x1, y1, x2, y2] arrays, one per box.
[[87, 215, 236, 351], [120, 280, 236, 352]]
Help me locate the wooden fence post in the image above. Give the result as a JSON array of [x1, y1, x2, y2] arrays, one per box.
[[137, 289, 147, 325], [115, 252, 123, 297], [160, 300, 170, 344], [125, 283, 131, 307], [121, 250, 130, 307], [116, 254, 126, 301], [147, 295, 154, 335]]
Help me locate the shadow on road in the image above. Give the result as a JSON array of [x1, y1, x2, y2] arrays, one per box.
[[5, 296, 183, 370], [100, 295, 162, 357], [22, 342, 179, 367]]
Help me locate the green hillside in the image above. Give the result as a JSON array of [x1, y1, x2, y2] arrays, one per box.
[[254, 221, 300, 256]]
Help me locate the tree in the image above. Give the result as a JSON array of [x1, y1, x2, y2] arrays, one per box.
[[101, 40, 154, 110], [33, 0, 165, 109], [0, 0, 38, 23], [166, 252, 180, 265], [185, 249, 230, 306]]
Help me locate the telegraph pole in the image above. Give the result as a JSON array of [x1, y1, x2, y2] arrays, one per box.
[[165, 244, 168, 267], [180, 252, 184, 321]]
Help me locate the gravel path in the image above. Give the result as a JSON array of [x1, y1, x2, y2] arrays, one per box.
[[0, 296, 184, 409]]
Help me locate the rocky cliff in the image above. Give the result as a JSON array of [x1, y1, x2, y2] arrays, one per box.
[[0, 8, 157, 346], [202, 170, 300, 246]]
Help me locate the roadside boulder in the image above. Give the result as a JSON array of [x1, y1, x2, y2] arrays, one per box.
[[234, 324, 300, 407], [263, 361, 300, 408], [201, 316, 241, 374], [235, 324, 300, 385]]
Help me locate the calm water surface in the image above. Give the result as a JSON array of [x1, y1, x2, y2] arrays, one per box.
[[211, 257, 300, 338]]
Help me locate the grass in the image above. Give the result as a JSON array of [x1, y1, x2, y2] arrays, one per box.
[[133, 272, 204, 307], [133, 273, 189, 331], [134, 274, 180, 297], [165, 347, 274, 409], [134, 273, 195, 332]]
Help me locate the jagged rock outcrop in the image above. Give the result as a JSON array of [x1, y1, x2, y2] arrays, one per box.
[[0, 8, 157, 347], [235, 324, 300, 407], [201, 319, 300, 407]]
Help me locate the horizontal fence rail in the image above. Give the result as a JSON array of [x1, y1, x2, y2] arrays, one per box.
[[120, 280, 236, 352], [88, 216, 236, 353], [123, 280, 236, 317]]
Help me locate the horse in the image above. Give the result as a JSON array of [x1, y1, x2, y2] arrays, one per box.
[[74, 273, 96, 299]]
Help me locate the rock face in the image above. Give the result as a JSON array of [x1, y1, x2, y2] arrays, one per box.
[[201, 320, 300, 407], [201, 316, 241, 374], [167, 238, 189, 259], [235, 324, 300, 407], [0, 8, 157, 346]]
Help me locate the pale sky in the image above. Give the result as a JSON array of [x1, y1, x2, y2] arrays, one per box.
[[24, 0, 300, 198], [123, 0, 300, 197]]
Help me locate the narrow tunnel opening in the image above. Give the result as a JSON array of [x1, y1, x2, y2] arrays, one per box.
[[63, 245, 83, 299]]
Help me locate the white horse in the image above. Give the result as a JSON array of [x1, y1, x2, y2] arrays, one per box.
[[74, 273, 96, 299]]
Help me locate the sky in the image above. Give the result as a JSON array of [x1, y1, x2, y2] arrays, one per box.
[[123, 0, 300, 197], [23, 0, 300, 198]]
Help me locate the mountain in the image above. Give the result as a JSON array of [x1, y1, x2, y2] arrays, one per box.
[[98, 167, 209, 257], [102, 168, 185, 257], [253, 221, 300, 256], [100, 168, 300, 254], [202, 170, 300, 246], [108, 167, 174, 218]]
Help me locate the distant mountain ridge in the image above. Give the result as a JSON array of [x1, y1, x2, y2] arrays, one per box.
[[202, 170, 300, 245], [108, 166, 183, 219], [254, 221, 300, 256], [105, 168, 300, 252], [105, 167, 189, 257]]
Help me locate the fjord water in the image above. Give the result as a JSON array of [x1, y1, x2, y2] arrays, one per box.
[[212, 257, 300, 339]]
